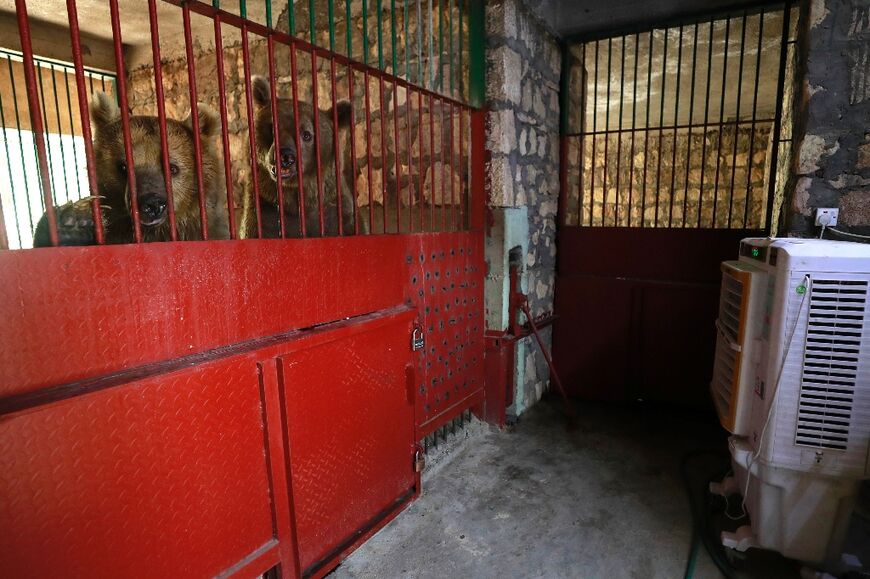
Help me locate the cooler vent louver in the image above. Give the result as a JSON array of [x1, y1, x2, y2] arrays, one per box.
[[712, 273, 745, 421], [795, 279, 868, 451]]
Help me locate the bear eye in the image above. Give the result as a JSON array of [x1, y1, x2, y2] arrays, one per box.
[[302, 130, 312, 142], [117, 161, 127, 175], [169, 163, 180, 176]]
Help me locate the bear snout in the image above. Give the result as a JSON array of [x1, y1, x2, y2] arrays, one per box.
[[138, 195, 168, 227]]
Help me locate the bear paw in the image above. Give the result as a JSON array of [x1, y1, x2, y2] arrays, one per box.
[[33, 197, 103, 247]]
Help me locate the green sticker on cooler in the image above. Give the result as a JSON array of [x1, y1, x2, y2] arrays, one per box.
[[796, 285, 807, 295]]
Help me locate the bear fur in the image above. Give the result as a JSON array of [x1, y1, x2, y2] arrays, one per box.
[[239, 75, 360, 238], [33, 92, 228, 246]]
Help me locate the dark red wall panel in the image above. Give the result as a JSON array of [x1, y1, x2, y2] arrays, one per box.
[[554, 227, 752, 404]]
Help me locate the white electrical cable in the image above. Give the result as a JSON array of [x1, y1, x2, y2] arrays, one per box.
[[738, 274, 812, 517], [827, 227, 870, 241]]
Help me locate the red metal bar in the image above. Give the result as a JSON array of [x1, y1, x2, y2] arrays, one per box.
[[213, 13, 236, 238], [330, 57, 343, 236], [311, 50, 325, 236], [417, 91, 424, 233], [348, 66, 359, 235], [364, 70, 374, 231], [267, 34, 286, 238], [449, 102, 456, 231], [241, 26, 264, 238], [458, 106, 464, 229], [440, 98, 447, 231], [405, 88, 414, 233], [109, 0, 141, 242], [428, 94, 435, 231], [67, 0, 104, 244], [392, 80, 401, 233], [9, 16, 48, 244], [289, 43, 306, 237], [378, 75, 388, 233], [147, 0, 178, 241], [182, 3, 209, 240], [519, 300, 577, 424], [164, 0, 470, 111]]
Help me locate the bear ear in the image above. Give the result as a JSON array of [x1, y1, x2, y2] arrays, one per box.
[[251, 76, 271, 109], [185, 104, 220, 139], [333, 100, 353, 129], [90, 92, 119, 133]]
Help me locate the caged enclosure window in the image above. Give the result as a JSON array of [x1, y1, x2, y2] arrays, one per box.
[[0, 0, 475, 249], [0, 50, 116, 249], [562, 4, 800, 230]]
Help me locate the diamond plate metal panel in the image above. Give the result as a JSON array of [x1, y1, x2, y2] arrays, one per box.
[[277, 313, 416, 575], [0, 357, 275, 579], [0, 237, 407, 396], [406, 232, 486, 436]]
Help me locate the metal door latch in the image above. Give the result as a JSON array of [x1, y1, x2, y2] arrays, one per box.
[[414, 449, 426, 473], [412, 327, 424, 351]]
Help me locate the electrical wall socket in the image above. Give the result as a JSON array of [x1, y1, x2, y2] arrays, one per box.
[[815, 208, 839, 227]]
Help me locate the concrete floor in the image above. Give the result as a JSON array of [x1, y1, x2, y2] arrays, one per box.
[[333, 397, 733, 579]]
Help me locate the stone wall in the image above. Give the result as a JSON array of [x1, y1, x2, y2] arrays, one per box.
[[485, 0, 560, 416], [787, 0, 870, 237], [563, 125, 772, 229]]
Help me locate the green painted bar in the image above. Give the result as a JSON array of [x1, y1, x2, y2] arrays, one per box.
[[61, 65, 83, 202], [5, 55, 39, 229], [427, 0, 433, 89], [448, 0, 453, 95], [559, 42, 569, 134], [48, 64, 72, 204], [438, 0, 443, 90], [346, 0, 353, 56], [467, 0, 484, 107], [363, 0, 369, 65], [416, 0, 423, 84], [328, 0, 335, 51], [0, 68, 23, 246], [309, 0, 316, 44], [390, 0, 398, 74], [35, 65, 58, 205], [289, 0, 295, 35], [404, 0, 410, 79], [212, 0, 219, 7], [239, 0, 246, 19], [458, 0, 462, 99], [266, 0, 273, 28], [377, 0, 384, 70]]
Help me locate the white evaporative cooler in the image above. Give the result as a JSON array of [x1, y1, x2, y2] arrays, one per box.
[[711, 237, 870, 565]]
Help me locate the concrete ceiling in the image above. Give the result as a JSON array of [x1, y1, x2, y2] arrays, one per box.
[[525, 0, 776, 39]]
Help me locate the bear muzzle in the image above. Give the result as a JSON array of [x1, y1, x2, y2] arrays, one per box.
[[267, 145, 297, 182], [138, 195, 168, 227]]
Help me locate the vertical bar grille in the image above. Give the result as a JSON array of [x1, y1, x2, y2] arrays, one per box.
[[0, 48, 116, 249], [563, 6, 798, 231], [1, 0, 477, 247], [795, 279, 868, 451]]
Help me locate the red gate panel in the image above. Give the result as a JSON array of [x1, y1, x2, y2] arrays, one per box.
[[0, 357, 276, 579], [407, 232, 485, 437], [276, 310, 417, 576]]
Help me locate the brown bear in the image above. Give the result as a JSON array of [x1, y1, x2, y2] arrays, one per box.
[[240, 75, 361, 238], [33, 92, 228, 246]]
